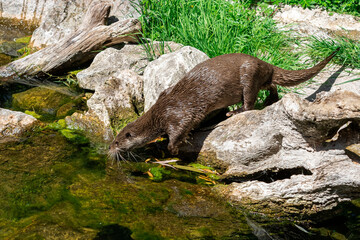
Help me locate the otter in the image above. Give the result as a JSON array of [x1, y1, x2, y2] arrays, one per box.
[[109, 48, 339, 156]]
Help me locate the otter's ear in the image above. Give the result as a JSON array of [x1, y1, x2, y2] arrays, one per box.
[[125, 132, 132, 138]]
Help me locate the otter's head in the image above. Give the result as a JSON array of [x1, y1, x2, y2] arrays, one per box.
[[108, 118, 157, 161]]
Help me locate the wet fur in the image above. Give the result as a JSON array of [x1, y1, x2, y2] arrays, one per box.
[[109, 49, 339, 156]]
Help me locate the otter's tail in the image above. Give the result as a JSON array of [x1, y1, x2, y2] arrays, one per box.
[[272, 48, 340, 87]]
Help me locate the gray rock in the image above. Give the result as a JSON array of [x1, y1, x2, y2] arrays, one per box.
[[87, 69, 144, 127], [274, 5, 360, 40], [183, 90, 360, 215], [77, 42, 182, 90], [66, 69, 144, 143], [30, 0, 87, 48], [0, 41, 27, 57], [0, 0, 54, 22], [291, 65, 360, 101], [27, 0, 140, 48], [143, 46, 209, 111], [0, 108, 38, 138]]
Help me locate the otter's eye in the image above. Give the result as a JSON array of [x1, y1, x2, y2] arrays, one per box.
[[125, 132, 132, 138], [115, 141, 119, 146]]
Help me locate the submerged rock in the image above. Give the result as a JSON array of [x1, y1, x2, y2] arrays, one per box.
[[143, 46, 209, 111], [12, 87, 74, 118], [0, 108, 38, 140], [181, 90, 360, 216], [0, 41, 27, 57]]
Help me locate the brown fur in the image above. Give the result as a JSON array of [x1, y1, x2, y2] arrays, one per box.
[[109, 48, 339, 155]]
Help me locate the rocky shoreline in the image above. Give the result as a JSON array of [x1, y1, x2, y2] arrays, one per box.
[[1, 0, 360, 220]]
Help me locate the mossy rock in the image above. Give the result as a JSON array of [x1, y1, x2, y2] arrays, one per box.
[[110, 107, 139, 134], [0, 41, 27, 57], [65, 112, 113, 144], [12, 87, 73, 118], [0, 53, 11, 66], [56, 102, 77, 119]]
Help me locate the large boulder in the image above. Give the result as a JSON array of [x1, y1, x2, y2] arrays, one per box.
[[17, 0, 140, 48], [77, 42, 182, 90], [0, 0, 53, 23], [181, 90, 360, 216], [143, 46, 209, 111], [0, 108, 38, 141], [66, 69, 144, 143]]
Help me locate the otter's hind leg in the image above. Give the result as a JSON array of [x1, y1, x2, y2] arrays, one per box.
[[227, 63, 259, 116], [263, 84, 279, 106]]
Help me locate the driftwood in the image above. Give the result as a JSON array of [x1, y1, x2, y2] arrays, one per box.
[[0, 0, 141, 80]]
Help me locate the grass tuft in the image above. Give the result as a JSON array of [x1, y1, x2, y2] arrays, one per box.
[[306, 35, 360, 69]]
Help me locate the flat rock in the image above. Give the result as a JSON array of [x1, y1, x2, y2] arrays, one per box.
[[77, 42, 182, 90], [291, 65, 360, 101], [143, 46, 209, 111], [182, 90, 360, 216], [0, 108, 38, 138], [274, 5, 360, 40]]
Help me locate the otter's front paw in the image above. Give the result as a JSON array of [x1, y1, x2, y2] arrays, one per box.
[[168, 144, 179, 155]]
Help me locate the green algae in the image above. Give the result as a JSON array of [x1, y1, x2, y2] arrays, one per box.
[[110, 107, 139, 134], [60, 129, 89, 145], [12, 87, 72, 118], [0, 129, 256, 239], [0, 53, 11, 66], [11, 87, 84, 121], [24, 110, 42, 119]]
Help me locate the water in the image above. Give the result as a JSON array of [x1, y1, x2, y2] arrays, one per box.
[[0, 18, 359, 240]]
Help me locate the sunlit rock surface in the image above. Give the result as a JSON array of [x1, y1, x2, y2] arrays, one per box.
[[143, 46, 209, 111], [0, 0, 139, 48], [77, 42, 182, 91], [183, 90, 360, 215], [0, 108, 37, 139], [274, 5, 360, 40]]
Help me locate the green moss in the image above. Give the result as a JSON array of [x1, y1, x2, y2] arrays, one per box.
[[25, 110, 42, 119], [110, 107, 139, 133], [56, 102, 77, 119], [0, 53, 11, 66], [44, 119, 67, 131], [59, 129, 89, 145], [12, 87, 73, 119], [15, 36, 31, 44], [149, 167, 171, 182]]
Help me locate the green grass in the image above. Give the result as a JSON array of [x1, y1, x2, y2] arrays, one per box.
[[306, 35, 360, 69], [136, 0, 309, 69], [134, 0, 360, 107]]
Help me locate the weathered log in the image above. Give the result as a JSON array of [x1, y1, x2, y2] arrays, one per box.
[[0, 0, 141, 80]]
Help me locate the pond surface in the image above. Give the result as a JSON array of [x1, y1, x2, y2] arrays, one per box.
[[1, 20, 359, 240]]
